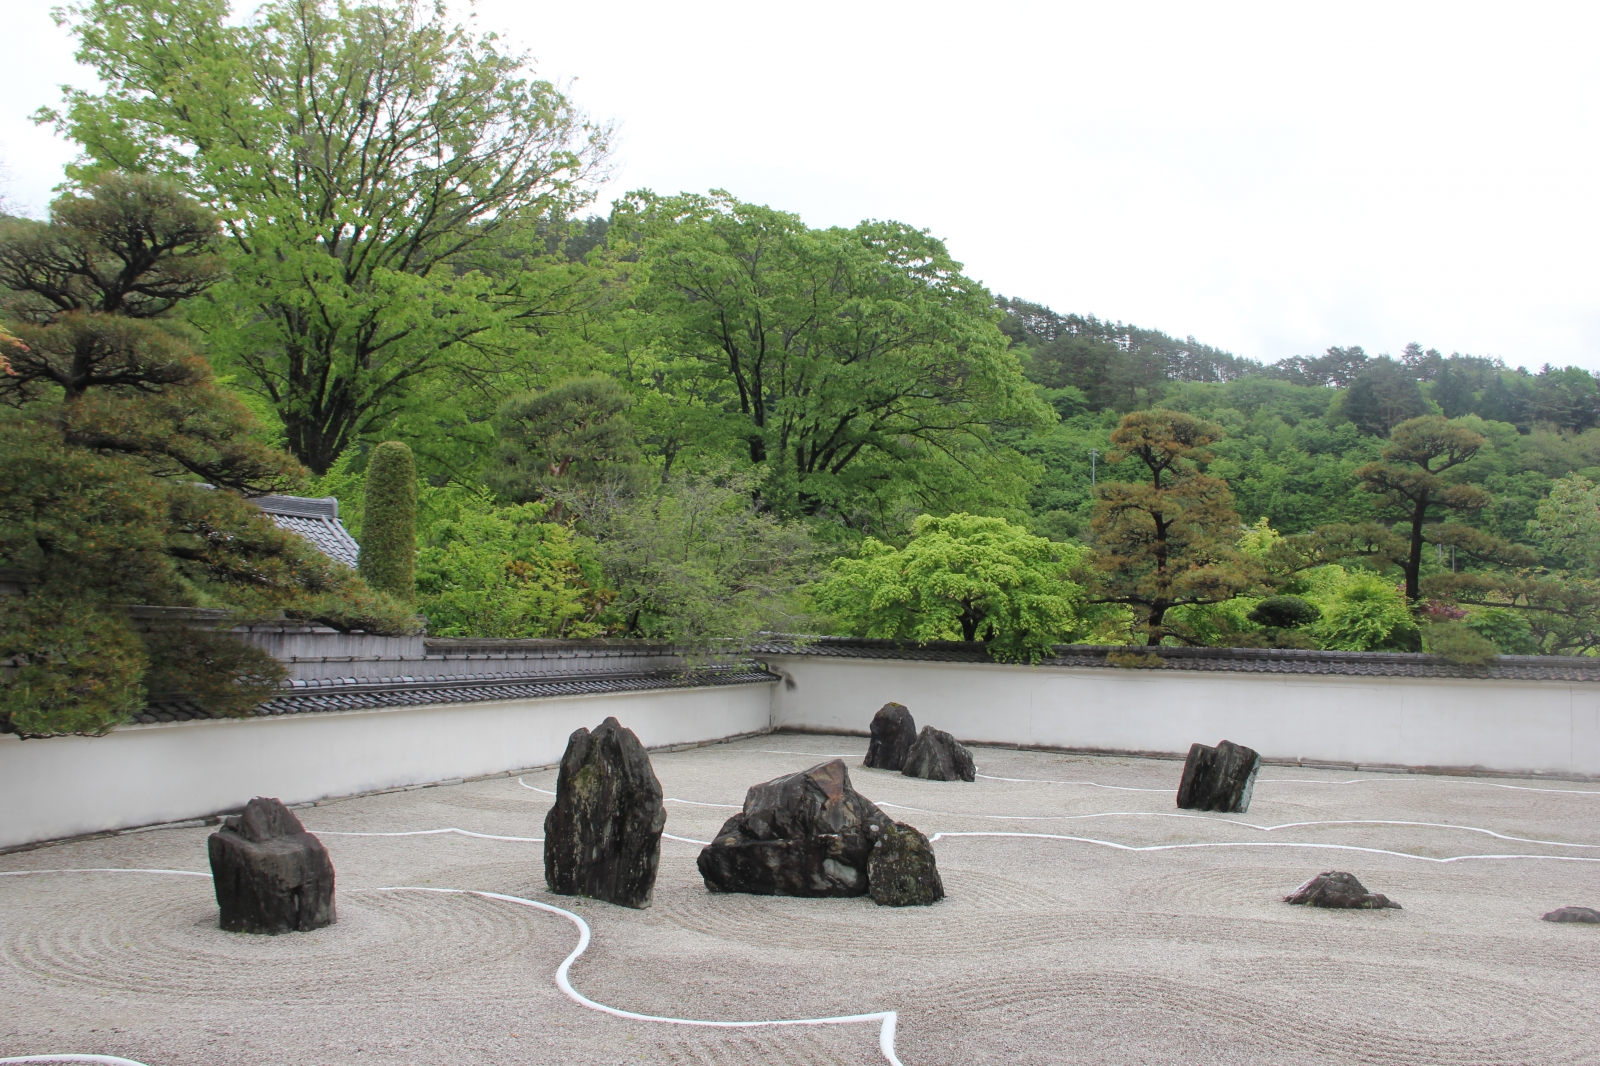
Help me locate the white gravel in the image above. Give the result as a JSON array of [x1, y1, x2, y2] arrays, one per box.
[[3, 733, 1599, 1065]]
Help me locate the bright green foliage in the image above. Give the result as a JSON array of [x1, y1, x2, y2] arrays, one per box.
[[620, 191, 1051, 524], [416, 503, 610, 638], [490, 376, 639, 513], [1308, 570, 1418, 651], [1527, 474, 1600, 571], [594, 467, 824, 649], [49, 0, 609, 473], [360, 441, 417, 602], [814, 513, 1086, 663]]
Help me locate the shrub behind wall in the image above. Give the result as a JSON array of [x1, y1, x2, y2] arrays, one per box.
[[360, 442, 417, 603]]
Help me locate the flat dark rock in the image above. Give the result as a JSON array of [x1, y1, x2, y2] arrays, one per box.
[[901, 725, 975, 782], [544, 716, 666, 908], [698, 759, 892, 897], [868, 821, 944, 906], [863, 702, 918, 771], [1542, 906, 1600, 923], [1284, 871, 1401, 909], [1176, 739, 1261, 813], [208, 797, 336, 934]]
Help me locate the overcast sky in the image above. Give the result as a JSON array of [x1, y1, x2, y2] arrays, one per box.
[[5, 1, 1598, 371]]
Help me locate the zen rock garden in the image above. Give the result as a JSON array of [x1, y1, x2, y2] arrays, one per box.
[[14, 720, 1600, 1066], [207, 797, 337, 934]]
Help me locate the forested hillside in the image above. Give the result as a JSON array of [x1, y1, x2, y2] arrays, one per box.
[[8, 0, 1600, 736]]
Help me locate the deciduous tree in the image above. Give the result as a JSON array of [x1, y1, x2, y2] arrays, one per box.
[[813, 512, 1086, 663], [621, 192, 1050, 523], [48, 0, 610, 472]]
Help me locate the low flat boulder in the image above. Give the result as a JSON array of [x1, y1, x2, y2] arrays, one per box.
[[1284, 871, 1401, 909], [901, 726, 975, 782], [698, 759, 892, 897], [544, 717, 666, 909], [868, 822, 944, 906], [208, 797, 336, 934], [863, 702, 918, 771], [1542, 906, 1600, 923], [1176, 739, 1261, 813]]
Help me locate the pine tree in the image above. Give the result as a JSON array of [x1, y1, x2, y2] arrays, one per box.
[[1087, 410, 1258, 645], [360, 442, 418, 603]]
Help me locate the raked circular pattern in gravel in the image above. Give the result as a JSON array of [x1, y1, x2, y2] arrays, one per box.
[[4, 734, 1599, 1065]]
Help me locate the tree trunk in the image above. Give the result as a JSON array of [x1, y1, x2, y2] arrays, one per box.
[[1405, 493, 1429, 601], [1146, 603, 1168, 646]]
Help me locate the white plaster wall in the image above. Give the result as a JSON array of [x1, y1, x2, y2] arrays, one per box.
[[764, 655, 1600, 778], [0, 682, 773, 850]]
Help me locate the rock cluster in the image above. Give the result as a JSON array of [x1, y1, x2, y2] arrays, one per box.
[[208, 797, 336, 934], [1284, 871, 1401, 909], [544, 717, 666, 909], [1176, 739, 1261, 813], [1542, 906, 1600, 923], [901, 725, 976, 782], [863, 703, 918, 771], [698, 759, 941, 905]]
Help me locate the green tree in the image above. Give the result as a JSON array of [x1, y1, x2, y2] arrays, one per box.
[[489, 375, 638, 516], [1308, 569, 1419, 651], [1086, 410, 1258, 645], [622, 191, 1051, 523], [416, 502, 610, 638], [1343, 357, 1428, 436], [813, 512, 1086, 662], [359, 441, 417, 602], [49, 0, 610, 473], [1354, 415, 1497, 601], [592, 467, 824, 650]]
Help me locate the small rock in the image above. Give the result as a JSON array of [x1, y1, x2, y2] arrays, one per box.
[[544, 717, 666, 909], [868, 822, 944, 906], [698, 759, 892, 897], [1284, 871, 1401, 909], [863, 702, 918, 771], [901, 726, 975, 782], [208, 797, 336, 934], [1542, 906, 1600, 923], [1176, 739, 1261, 813]]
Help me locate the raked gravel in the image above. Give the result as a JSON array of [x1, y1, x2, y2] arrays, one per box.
[[3, 734, 1599, 1065]]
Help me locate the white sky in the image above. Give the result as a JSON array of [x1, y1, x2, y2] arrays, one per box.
[[5, 1, 1599, 371]]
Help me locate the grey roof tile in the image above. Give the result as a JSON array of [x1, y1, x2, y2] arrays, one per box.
[[132, 668, 776, 725], [252, 495, 361, 568], [751, 636, 1600, 683]]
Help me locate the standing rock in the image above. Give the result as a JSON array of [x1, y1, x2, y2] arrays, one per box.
[[208, 797, 336, 934], [901, 725, 976, 782], [698, 759, 893, 897], [544, 717, 666, 909], [1542, 906, 1600, 923], [868, 822, 944, 906], [1176, 739, 1261, 813], [863, 702, 918, 771], [1284, 871, 1401, 909]]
